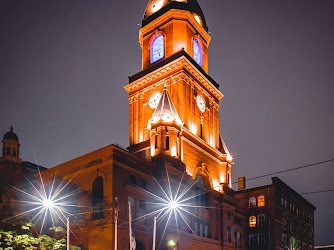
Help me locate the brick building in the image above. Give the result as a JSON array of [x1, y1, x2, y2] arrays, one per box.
[[235, 177, 315, 250], [2, 0, 316, 249]]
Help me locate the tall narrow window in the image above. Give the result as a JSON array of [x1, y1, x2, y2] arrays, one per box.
[[258, 195, 265, 207], [258, 233, 265, 245], [92, 177, 104, 220], [195, 219, 209, 238], [282, 234, 288, 246], [249, 216, 256, 227], [128, 196, 136, 220], [200, 124, 203, 139], [282, 217, 287, 230], [258, 214, 265, 226], [151, 34, 164, 63], [155, 133, 158, 149], [249, 234, 256, 247], [289, 237, 296, 249], [12, 148, 16, 158], [6, 147, 11, 156], [237, 232, 241, 248], [139, 200, 146, 224], [193, 38, 203, 67], [176, 137, 179, 156], [249, 197, 256, 208], [227, 226, 231, 243], [166, 135, 169, 150]]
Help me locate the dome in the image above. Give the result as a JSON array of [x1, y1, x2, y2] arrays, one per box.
[[142, 0, 208, 31], [3, 126, 19, 142]]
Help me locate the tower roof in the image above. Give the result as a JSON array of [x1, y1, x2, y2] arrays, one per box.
[[148, 88, 183, 129], [142, 0, 208, 31], [3, 126, 19, 142]]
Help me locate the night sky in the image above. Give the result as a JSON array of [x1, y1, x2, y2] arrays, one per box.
[[1, 0, 333, 245]]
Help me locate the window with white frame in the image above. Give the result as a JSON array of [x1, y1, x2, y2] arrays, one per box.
[[282, 234, 288, 247], [249, 234, 256, 247], [258, 214, 265, 226], [258, 233, 265, 245]]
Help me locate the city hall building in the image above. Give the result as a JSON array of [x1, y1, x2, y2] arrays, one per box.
[[1, 0, 315, 249]]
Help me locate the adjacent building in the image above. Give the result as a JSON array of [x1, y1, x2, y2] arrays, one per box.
[[236, 177, 315, 249]]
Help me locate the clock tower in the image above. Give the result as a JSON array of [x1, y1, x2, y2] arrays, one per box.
[[125, 0, 233, 191]]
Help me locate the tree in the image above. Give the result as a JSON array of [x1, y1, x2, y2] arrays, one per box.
[[0, 223, 81, 250]]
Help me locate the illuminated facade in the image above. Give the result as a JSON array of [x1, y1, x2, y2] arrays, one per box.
[[2, 1, 316, 250], [125, 0, 233, 192], [38, 1, 246, 249]]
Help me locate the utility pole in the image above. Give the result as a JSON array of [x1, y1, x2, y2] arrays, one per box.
[[114, 197, 119, 250]]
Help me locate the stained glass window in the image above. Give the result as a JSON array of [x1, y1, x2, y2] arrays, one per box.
[[249, 197, 256, 208], [193, 38, 203, 67], [151, 34, 164, 63]]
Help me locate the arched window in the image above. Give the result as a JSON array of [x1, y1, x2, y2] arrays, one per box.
[[92, 177, 104, 220], [166, 134, 169, 150], [194, 174, 210, 210], [289, 237, 296, 249], [193, 38, 203, 67], [258, 195, 265, 207], [249, 216, 256, 227], [151, 34, 164, 63], [290, 222, 294, 233], [258, 214, 265, 226], [6, 147, 11, 156], [249, 197, 256, 208], [12, 148, 16, 157]]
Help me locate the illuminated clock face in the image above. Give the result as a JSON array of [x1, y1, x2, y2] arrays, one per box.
[[196, 95, 206, 113], [148, 91, 162, 109]]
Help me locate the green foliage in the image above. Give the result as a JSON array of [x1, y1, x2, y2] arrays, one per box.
[[0, 224, 81, 250]]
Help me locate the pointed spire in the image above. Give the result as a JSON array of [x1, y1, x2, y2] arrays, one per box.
[[219, 135, 233, 162], [148, 88, 183, 129], [10, 126, 13, 132]]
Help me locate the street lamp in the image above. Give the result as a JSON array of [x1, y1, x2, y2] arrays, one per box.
[[41, 198, 70, 250], [152, 200, 179, 250], [43, 199, 54, 209]]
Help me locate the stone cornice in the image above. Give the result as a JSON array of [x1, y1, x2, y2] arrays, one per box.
[[125, 55, 224, 100]]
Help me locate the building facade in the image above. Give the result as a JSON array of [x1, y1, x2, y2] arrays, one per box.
[[2, 0, 316, 250], [236, 177, 315, 250]]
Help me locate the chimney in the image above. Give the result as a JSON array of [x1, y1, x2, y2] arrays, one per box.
[[238, 176, 246, 190]]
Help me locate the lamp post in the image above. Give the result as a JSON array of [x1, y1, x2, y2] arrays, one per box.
[[42, 198, 71, 250], [152, 201, 179, 250], [152, 216, 157, 250], [67, 217, 70, 250]]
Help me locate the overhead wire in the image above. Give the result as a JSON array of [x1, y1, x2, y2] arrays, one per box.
[[232, 158, 334, 184]]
